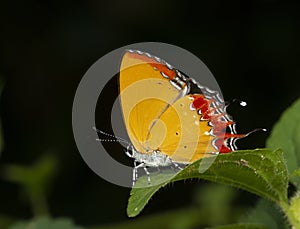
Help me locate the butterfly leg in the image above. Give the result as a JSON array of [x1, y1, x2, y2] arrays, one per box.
[[142, 165, 151, 184], [133, 162, 151, 185], [171, 160, 183, 171], [132, 160, 138, 186]]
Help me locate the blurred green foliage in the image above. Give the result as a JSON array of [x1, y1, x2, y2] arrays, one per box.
[[2, 154, 58, 216], [91, 184, 243, 229], [8, 217, 84, 229], [239, 199, 288, 229]]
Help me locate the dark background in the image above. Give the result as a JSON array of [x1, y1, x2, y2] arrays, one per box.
[[0, 0, 299, 227]]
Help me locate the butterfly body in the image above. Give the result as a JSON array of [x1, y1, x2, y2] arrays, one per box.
[[126, 145, 173, 167]]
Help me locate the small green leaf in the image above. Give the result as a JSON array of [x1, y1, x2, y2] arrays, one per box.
[[8, 217, 84, 229], [266, 98, 300, 188], [127, 149, 288, 217]]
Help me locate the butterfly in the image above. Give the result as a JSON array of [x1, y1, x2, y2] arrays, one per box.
[[116, 49, 258, 185]]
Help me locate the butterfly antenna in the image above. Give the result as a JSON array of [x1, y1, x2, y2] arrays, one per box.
[[245, 128, 267, 137], [92, 127, 130, 145]]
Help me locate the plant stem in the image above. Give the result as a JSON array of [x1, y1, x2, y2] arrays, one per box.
[[279, 199, 300, 229]]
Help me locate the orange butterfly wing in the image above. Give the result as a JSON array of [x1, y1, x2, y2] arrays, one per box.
[[119, 50, 244, 164]]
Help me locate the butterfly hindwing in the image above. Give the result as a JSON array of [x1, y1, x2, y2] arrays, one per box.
[[150, 94, 217, 163]]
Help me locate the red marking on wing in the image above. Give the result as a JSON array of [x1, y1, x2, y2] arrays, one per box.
[[127, 52, 177, 80], [212, 121, 234, 133], [190, 94, 246, 154], [214, 138, 232, 153], [191, 95, 212, 119], [214, 133, 246, 153]]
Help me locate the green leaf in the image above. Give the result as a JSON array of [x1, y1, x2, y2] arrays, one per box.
[[239, 199, 288, 229], [266, 98, 300, 188], [127, 149, 288, 217], [8, 217, 84, 229]]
